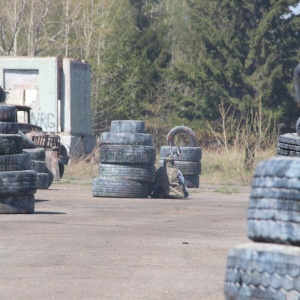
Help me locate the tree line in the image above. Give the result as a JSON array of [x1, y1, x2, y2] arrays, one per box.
[[1, 0, 300, 149]]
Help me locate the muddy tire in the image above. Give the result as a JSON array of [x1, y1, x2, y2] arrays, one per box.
[[0, 170, 37, 196], [92, 178, 149, 198], [31, 160, 46, 173], [0, 134, 23, 155], [100, 145, 156, 165], [184, 175, 199, 188], [225, 243, 300, 300], [100, 132, 153, 146], [159, 160, 201, 175], [111, 120, 145, 134], [160, 146, 202, 162], [248, 157, 300, 245], [23, 147, 46, 161], [0, 152, 31, 171], [0, 122, 19, 134], [99, 163, 156, 183], [36, 173, 49, 189], [166, 126, 196, 147], [0, 195, 35, 214], [0, 105, 16, 122]]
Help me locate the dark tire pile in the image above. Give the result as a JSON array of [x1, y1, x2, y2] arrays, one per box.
[[0, 104, 37, 213], [224, 157, 300, 300], [159, 126, 201, 188], [277, 133, 300, 157], [93, 120, 156, 198]]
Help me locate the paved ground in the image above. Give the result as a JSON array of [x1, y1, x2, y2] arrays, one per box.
[[0, 183, 251, 300]]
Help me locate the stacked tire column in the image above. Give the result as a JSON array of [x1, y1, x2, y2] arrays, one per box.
[[93, 120, 156, 198], [224, 157, 300, 299], [160, 126, 202, 188], [0, 104, 37, 213]]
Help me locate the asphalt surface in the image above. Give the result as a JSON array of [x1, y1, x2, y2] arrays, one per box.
[[0, 183, 250, 300]]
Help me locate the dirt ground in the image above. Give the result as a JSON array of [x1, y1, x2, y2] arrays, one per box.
[[0, 182, 251, 300]]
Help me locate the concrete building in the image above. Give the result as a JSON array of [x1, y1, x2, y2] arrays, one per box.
[[0, 56, 96, 156]]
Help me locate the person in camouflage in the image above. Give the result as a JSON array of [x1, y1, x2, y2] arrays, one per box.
[[150, 156, 189, 199]]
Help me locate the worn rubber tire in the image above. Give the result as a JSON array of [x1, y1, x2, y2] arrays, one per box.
[[45, 167, 54, 188], [0, 170, 37, 196], [99, 163, 156, 183], [166, 126, 196, 147], [111, 120, 145, 134], [59, 163, 64, 178], [0, 122, 19, 134], [0, 195, 35, 214], [159, 160, 201, 175], [100, 132, 153, 146], [36, 173, 49, 189], [100, 145, 156, 165], [23, 147, 46, 161], [0, 105, 16, 122], [248, 157, 300, 245], [160, 146, 202, 162], [225, 243, 300, 300], [184, 175, 199, 188], [0, 152, 31, 171], [0, 134, 23, 155], [278, 133, 300, 146], [30, 160, 46, 173], [92, 177, 149, 198]]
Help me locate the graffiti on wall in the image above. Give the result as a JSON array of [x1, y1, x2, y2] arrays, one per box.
[[31, 111, 56, 131]]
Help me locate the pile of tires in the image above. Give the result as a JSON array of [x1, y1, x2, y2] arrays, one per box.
[[159, 126, 201, 188], [224, 157, 300, 299], [277, 132, 300, 157], [0, 104, 37, 213], [92, 120, 156, 198]]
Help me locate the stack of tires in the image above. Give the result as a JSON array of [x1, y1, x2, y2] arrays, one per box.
[[93, 120, 156, 198], [159, 126, 201, 188], [23, 148, 53, 189], [0, 104, 37, 213], [277, 132, 300, 157], [224, 157, 300, 299]]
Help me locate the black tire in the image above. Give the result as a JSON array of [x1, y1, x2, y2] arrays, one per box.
[[100, 132, 153, 146], [159, 160, 201, 175], [166, 126, 196, 147], [184, 175, 199, 188], [0, 195, 35, 214], [99, 163, 156, 183], [59, 163, 64, 178], [36, 173, 49, 189], [225, 243, 300, 300], [160, 146, 202, 162], [111, 120, 145, 133], [100, 145, 156, 165], [45, 167, 54, 188], [278, 133, 300, 146], [18, 130, 36, 149], [0, 134, 23, 155], [0, 122, 19, 134], [23, 147, 46, 161], [92, 178, 149, 198], [248, 157, 300, 245], [0, 105, 16, 122], [31, 160, 46, 173], [0, 170, 37, 196], [0, 152, 31, 171]]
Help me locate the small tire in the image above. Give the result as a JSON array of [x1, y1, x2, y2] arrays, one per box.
[[0, 170, 37, 196], [111, 120, 145, 133], [99, 163, 156, 183], [0, 122, 19, 134], [160, 146, 202, 162], [100, 132, 153, 146], [92, 177, 149, 198], [278, 133, 300, 146], [184, 175, 199, 188], [166, 126, 196, 147], [225, 243, 300, 300], [0, 152, 31, 171], [59, 163, 64, 178], [23, 147, 46, 161], [0, 134, 23, 155], [0, 195, 35, 214], [36, 173, 49, 189], [0, 105, 16, 122], [100, 145, 156, 165], [159, 160, 201, 175]]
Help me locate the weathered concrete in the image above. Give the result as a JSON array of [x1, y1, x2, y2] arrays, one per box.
[[0, 183, 250, 299]]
